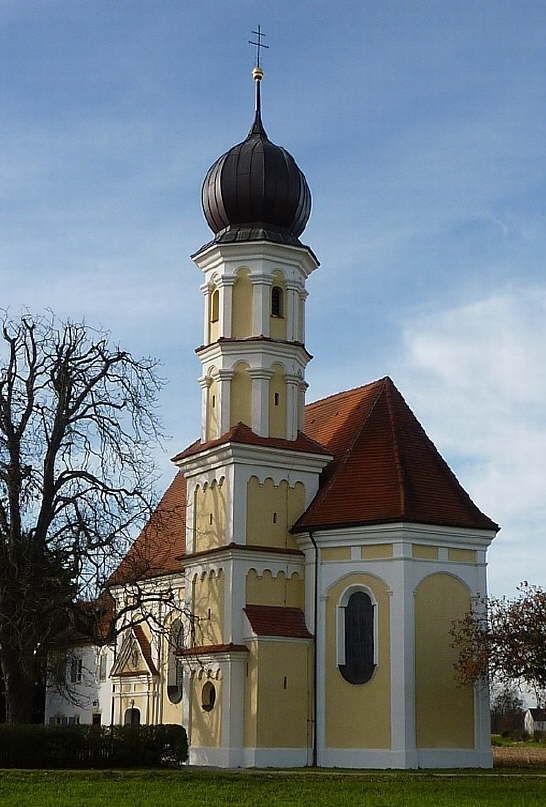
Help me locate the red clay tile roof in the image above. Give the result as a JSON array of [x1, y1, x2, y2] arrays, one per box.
[[133, 625, 159, 675], [295, 377, 498, 532], [176, 643, 249, 656], [108, 472, 186, 585], [244, 605, 312, 638], [171, 422, 331, 463]]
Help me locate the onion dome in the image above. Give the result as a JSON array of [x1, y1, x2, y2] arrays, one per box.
[[201, 66, 311, 246]]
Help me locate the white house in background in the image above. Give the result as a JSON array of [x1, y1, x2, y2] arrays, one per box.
[[524, 708, 546, 736]]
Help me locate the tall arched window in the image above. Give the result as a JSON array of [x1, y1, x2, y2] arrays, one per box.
[[167, 619, 184, 704], [338, 590, 376, 684], [210, 289, 220, 323], [271, 286, 283, 317]]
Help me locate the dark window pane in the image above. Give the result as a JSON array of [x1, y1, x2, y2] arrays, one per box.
[[339, 591, 375, 684]]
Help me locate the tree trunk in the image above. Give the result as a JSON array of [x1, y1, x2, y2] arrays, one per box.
[[0, 650, 35, 724]]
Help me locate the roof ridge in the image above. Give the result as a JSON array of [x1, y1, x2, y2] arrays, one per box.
[[296, 379, 388, 528], [305, 376, 390, 410], [384, 379, 406, 518]]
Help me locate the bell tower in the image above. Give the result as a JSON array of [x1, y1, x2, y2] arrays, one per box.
[[175, 53, 332, 768]]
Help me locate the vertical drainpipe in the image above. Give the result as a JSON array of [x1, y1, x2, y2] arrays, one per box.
[[309, 530, 319, 767]]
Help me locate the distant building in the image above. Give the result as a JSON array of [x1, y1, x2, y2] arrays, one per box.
[[45, 60, 499, 768], [524, 709, 546, 736]]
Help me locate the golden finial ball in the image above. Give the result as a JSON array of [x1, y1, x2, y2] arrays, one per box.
[[252, 66, 264, 82]]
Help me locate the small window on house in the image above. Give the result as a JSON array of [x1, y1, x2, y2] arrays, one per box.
[[202, 681, 216, 712], [92, 713, 102, 726], [69, 657, 83, 684], [68, 715, 80, 726], [210, 289, 220, 323], [339, 590, 375, 685], [274, 392, 280, 406], [271, 286, 283, 317]]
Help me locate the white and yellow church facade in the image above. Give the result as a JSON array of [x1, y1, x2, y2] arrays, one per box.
[[45, 64, 498, 769]]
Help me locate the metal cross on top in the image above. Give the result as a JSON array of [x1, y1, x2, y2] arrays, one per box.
[[248, 25, 269, 68]]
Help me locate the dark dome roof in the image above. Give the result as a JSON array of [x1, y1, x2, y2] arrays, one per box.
[[202, 110, 311, 241]]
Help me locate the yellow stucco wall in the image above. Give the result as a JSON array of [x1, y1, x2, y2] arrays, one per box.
[[194, 479, 227, 553], [244, 639, 312, 749], [448, 548, 477, 563], [246, 477, 305, 550], [362, 544, 393, 560], [246, 570, 305, 609], [412, 544, 439, 560], [232, 269, 253, 339], [415, 573, 474, 749], [191, 675, 222, 747], [269, 364, 287, 438], [191, 570, 225, 647], [230, 364, 252, 428], [206, 375, 219, 441], [322, 547, 351, 561], [325, 573, 391, 749]]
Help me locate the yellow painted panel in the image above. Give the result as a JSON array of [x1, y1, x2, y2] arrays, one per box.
[[194, 480, 227, 553], [232, 270, 253, 339], [246, 477, 304, 550], [415, 573, 474, 748], [206, 376, 219, 441], [362, 544, 394, 560], [255, 640, 312, 748], [321, 547, 351, 561], [448, 548, 477, 563], [230, 365, 252, 428], [412, 544, 439, 560], [270, 315, 287, 340], [325, 573, 391, 749], [246, 569, 305, 610], [192, 570, 225, 647], [269, 365, 287, 438], [191, 676, 222, 747]]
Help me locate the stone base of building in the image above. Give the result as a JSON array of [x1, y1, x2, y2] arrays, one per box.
[[189, 746, 310, 768]]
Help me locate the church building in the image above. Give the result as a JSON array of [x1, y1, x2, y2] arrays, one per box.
[[45, 60, 498, 769]]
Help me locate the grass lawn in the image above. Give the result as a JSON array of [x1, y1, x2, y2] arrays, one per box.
[[1, 769, 546, 807]]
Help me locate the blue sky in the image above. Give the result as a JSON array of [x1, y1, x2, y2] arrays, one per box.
[[2, 1, 546, 595]]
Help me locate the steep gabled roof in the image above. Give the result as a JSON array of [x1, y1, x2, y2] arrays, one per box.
[[108, 472, 186, 585], [295, 377, 498, 533]]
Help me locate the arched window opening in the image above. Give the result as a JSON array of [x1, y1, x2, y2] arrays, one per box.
[[339, 590, 375, 685], [124, 707, 140, 727], [202, 681, 216, 712], [210, 289, 220, 323], [271, 286, 283, 318], [167, 620, 184, 705], [98, 651, 108, 683]]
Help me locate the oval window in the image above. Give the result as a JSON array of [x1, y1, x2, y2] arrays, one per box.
[[201, 681, 216, 712], [339, 591, 375, 685]]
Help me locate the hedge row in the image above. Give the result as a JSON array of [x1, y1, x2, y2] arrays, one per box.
[[0, 724, 188, 768]]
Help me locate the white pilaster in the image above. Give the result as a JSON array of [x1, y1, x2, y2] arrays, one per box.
[[217, 369, 233, 436], [249, 368, 273, 437], [285, 283, 300, 342], [199, 375, 211, 442], [251, 275, 272, 337], [219, 277, 235, 338], [201, 283, 210, 346], [298, 289, 308, 343], [285, 374, 300, 440]]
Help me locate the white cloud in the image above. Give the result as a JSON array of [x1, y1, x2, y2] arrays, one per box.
[[396, 285, 546, 595]]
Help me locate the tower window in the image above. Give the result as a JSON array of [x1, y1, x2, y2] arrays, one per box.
[[209, 513, 213, 525], [274, 392, 280, 406], [272, 512, 277, 524], [339, 590, 376, 685], [212, 395, 216, 408], [271, 286, 283, 317], [210, 289, 220, 323]]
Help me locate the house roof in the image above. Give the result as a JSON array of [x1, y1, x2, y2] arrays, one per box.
[[295, 377, 498, 532], [244, 604, 312, 639], [171, 421, 331, 463], [529, 708, 546, 721], [108, 472, 187, 585]]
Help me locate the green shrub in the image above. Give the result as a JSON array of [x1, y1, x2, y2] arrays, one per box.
[[0, 724, 188, 768]]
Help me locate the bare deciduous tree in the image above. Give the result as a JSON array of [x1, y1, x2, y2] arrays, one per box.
[[0, 311, 166, 722]]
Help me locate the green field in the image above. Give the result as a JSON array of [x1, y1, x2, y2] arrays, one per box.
[[0, 769, 546, 807]]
